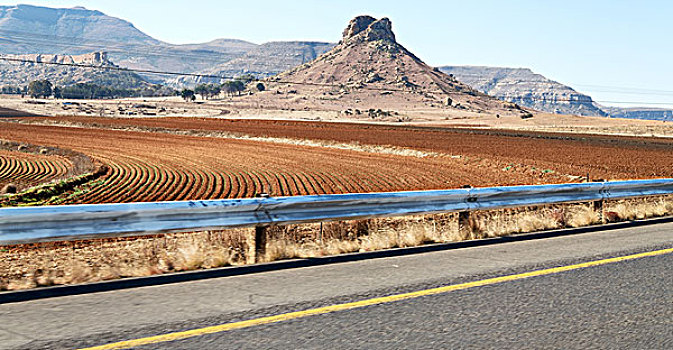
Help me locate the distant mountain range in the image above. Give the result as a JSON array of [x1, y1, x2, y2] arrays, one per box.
[[438, 66, 672, 121], [0, 4, 670, 121], [0, 4, 330, 84], [172, 41, 335, 86]]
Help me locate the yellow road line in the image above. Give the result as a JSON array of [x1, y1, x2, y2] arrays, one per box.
[[80, 247, 673, 350]]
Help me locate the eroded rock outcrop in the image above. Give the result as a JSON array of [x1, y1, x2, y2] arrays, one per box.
[[7, 52, 112, 66], [342, 16, 396, 43]]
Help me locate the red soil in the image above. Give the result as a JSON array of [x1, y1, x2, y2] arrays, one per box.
[[22, 116, 673, 180], [0, 122, 568, 204]]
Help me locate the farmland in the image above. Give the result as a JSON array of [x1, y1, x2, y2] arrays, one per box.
[[1, 116, 672, 205], [0, 150, 72, 191]]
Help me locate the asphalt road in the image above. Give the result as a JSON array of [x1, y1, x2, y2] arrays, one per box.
[[1, 221, 672, 349]]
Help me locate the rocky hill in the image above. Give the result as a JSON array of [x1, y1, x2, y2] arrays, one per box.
[[439, 66, 606, 116], [242, 16, 524, 116], [0, 52, 150, 89], [173, 41, 334, 86]]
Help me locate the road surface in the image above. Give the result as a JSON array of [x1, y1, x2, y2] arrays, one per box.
[[1, 221, 671, 349]]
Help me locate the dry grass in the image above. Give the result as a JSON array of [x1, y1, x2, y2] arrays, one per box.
[[605, 196, 673, 221], [261, 203, 605, 261], [0, 230, 248, 291], [2, 195, 672, 291]]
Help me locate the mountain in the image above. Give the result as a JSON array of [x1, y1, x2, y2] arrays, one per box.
[[115, 39, 258, 83], [173, 41, 334, 86], [0, 4, 160, 53], [439, 66, 606, 116], [251, 16, 522, 114], [0, 51, 150, 89], [0, 4, 255, 82]]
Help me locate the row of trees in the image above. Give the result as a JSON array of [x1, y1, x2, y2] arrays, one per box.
[[9, 76, 265, 101], [181, 78, 265, 102], [1, 86, 26, 95], [23, 80, 176, 99]]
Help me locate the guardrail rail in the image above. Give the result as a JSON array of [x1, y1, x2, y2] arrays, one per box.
[[1, 179, 673, 246]]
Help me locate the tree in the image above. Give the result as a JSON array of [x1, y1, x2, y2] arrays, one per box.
[[194, 84, 209, 99], [28, 80, 53, 98], [180, 89, 195, 102], [255, 82, 266, 92], [236, 74, 256, 84], [222, 80, 246, 96], [53, 86, 62, 99], [207, 84, 221, 99]]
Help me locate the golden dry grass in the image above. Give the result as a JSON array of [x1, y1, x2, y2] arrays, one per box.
[[0, 230, 248, 291]]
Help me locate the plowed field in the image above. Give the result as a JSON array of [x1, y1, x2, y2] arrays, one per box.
[[1, 117, 671, 205], [0, 149, 72, 190], [18, 116, 673, 179], [1, 122, 563, 204]]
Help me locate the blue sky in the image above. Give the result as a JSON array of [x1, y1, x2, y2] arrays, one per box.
[[3, 0, 673, 107]]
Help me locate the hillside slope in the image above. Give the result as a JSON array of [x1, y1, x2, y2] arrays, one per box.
[[439, 66, 606, 116], [173, 41, 334, 86]]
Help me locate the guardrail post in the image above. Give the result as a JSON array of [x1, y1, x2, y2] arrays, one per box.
[[593, 200, 605, 224], [458, 211, 473, 239], [247, 226, 268, 264]]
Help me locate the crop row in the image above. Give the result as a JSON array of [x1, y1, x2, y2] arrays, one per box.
[[0, 151, 71, 189], [68, 153, 465, 204]]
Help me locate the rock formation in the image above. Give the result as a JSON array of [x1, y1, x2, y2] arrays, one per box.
[[5, 52, 112, 66]]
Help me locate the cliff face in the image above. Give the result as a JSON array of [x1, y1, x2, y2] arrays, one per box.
[[602, 107, 673, 121], [0, 51, 149, 89], [439, 66, 606, 116], [5, 52, 112, 65]]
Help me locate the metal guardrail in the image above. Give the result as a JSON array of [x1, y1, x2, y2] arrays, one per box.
[[1, 179, 673, 245]]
